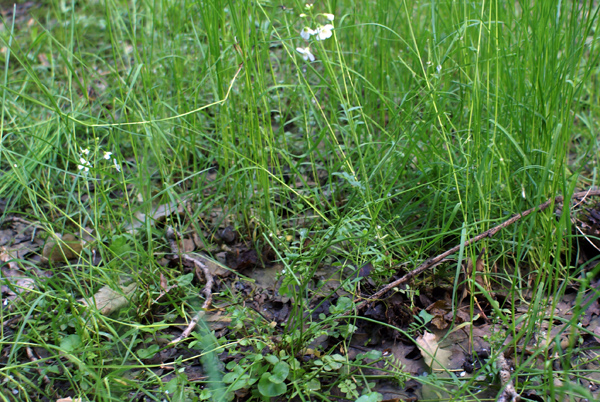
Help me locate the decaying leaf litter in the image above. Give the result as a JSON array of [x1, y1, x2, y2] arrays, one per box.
[[3, 186, 600, 401]]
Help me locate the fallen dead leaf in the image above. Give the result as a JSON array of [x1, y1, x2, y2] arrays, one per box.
[[1, 267, 35, 301], [464, 248, 492, 295], [183, 237, 195, 253], [122, 199, 189, 234], [426, 300, 452, 330], [592, 319, 600, 342], [416, 331, 452, 372], [80, 283, 137, 315], [42, 234, 86, 263], [194, 253, 230, 277], [205, 311, 232, 330]]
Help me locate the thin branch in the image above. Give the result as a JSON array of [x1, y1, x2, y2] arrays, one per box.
[[166, 226, 215, 345], [357, 189, 600, 310], [496, 352, 520, 402], [26, 347, 52, 387]]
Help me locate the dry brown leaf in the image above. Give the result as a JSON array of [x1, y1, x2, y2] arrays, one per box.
[[204, 311, 232, 330], [0, 247, 19, 270], [594, 326, 600, 342], [123, 199, 188, 234], [183, 238, 195, 253], [416, 331, 452, 371], [42, 234, 85, 263], [80, 283, 137, 315], [1, 267, 35, 298], [160, 273, 168, 292], [194, 253, 230, 277], [465, 249, 491, 294], [431, 316, 449, 330], [1, 241, 40, 264], [426, 300, 452, 330], [474, 251, 491, 293]]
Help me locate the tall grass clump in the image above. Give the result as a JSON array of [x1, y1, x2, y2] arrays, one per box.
[[0, 0, 599, 400]]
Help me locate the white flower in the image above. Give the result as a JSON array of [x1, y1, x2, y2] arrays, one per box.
[[315, 24, 334, 40], [81, 148, 90, 155], [103, 151, 112, 160], [304, 3, 313, 10], [300, 27, 315, 40], [296, 47, 315, 62], [78, 157, 91, 172], [299, 13, 307, 18], [323, 13, 335, 21], [113, 158, 121, 172]]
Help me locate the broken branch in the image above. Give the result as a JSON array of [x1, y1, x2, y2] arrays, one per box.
[[358, 189, 600, 310], [166, 226, 215, 345]]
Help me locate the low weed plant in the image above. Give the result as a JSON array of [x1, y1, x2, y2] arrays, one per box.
[[1, 0, 600, 401]]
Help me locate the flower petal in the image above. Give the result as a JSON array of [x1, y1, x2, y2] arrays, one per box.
[[300, 27, 315, 40], [296, 47, 315, 62], [315, 24, 333, 40]]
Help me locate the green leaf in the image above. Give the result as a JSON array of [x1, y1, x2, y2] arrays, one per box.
[[355, 392, 383, 402], [223, 370, 250, 391], [418, 309, 435, 324], [269, 361, 289, 383], [199, 388, 212, 401], [164, 376, 179, 394], [333, 172, 365, 190], [43, 366, 61, 375], [365, 350, 382, 360], [226, 361, 241, 371], [109, 234, 133, 257], [265, 354, 279, 365], [137, 344, 159, 359], [222, 372, 238, 383], [305, 379, 321, 391], [258, 373, 287, 397], [60, 334, 81, 352], [176, 273, 194, 287], [330, 296, 352, 314]]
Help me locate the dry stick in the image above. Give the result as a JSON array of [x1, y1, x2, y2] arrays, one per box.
[[26, 347, 52, 387], [166, 227, 215, 345], [496, 352, 520, 402], [357, 189, 600, 311]]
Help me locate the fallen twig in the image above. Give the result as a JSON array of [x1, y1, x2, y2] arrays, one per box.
[[496, 351, 520, 402], [26, 347, 52, 387], [166, 226, 215, 345], [357, 189, 600, 310]]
